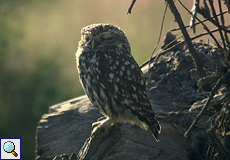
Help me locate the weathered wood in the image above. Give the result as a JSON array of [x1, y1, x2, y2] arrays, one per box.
[[77, 123, 121, 160], [36, 41, 225, 160]]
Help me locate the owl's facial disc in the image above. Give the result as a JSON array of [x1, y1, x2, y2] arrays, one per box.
[[79, 24, 130, 52], [91, 32, 115, 49], [101, 32, 114, 40]]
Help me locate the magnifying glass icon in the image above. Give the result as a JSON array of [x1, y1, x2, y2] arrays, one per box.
[[3, 141, 18, 157]]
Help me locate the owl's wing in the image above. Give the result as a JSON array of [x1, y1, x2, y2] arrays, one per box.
[[95, 51, 155, 123], [94, 51, 161, 141]]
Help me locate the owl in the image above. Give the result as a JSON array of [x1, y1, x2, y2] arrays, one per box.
[[76, 23, 161, 141]]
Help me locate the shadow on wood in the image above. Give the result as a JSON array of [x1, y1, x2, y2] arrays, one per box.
[[36, 40, 228, 160]]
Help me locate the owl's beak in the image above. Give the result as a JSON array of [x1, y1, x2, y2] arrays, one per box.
[[91, 38, 101, 49], [91, 39, 96, 49]]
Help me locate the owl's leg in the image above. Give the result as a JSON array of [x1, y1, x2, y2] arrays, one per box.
[[92, 116, 107, 130], [97, 116, 108, 122], [91, 117, 112, 135]]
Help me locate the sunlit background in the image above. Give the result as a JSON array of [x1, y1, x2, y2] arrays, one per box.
[[1, 0, 228, 159]]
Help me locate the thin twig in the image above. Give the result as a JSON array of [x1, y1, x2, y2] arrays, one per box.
[[178, 0, 224, 53], [147, 3, 168, 82], [184, 69, 230, 138], [208, 0, 226, 49], [127, 0, 136, 14], [140, 38, 183, 69], [141, 27, 220, 70], [190, 0, 199, 33], [207, 127, 230, 160], [171, 10, 228, 32], [166, 0, 209, 87], [190, 28, 219, 41], [218, 0, 230, 50]]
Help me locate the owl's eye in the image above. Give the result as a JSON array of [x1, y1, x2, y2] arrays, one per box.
[[85, 36, 90, 42], [101, 33, 114, 40]]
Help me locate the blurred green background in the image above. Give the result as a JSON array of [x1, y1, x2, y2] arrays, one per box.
[[0, 0, 211, 159]]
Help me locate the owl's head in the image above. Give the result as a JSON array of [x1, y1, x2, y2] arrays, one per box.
[[78, 23, 131, 53]]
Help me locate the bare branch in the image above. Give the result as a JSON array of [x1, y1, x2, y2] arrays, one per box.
[[218, 0, 230, 50], [207, 128, 230, 160], [178, 0, 225, 54], [171, 10, 229, 32], [208, 0, 227, 49], [184, 69, 230, 138], [190, 0, 199, 33], [127, 0, 136, 14], [165, 0, 210, 90]]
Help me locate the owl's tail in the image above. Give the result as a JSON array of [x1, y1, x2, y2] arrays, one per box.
[[149, 119, 161, 142]]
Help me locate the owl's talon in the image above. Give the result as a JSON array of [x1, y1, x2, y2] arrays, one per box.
[[91, 116, 107, 131], [92, 117, 106, 132], [97, 116, 107, 122], [91, 124, 101, 135], [92, 121, 101, 130], [91, 117, 111, 135]]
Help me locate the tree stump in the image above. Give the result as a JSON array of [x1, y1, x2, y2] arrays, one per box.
[[36, 40, 226, 160]]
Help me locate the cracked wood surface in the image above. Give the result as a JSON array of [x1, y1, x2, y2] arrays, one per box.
[[36, 41, 224, 160]]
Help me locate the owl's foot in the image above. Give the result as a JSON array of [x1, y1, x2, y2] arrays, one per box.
[[97, 116, 108, 122], [91, 117, 112, 135], [91, 121, 101, 130], [91, 117, 107, 129]]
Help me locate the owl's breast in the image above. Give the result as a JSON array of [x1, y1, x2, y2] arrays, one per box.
[[77, 51, 99, 86], [77, 51, 110, 115]]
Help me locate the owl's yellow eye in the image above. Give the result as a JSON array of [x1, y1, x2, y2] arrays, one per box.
[[101, 33, 114, 40]]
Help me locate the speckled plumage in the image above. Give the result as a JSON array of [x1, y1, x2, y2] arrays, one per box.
[[76, 23, 161, 141]]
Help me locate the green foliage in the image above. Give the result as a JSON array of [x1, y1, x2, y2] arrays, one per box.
[[0, 57, 74, 159], [0, 1, 77, 159], [0, 0, 167, 159]]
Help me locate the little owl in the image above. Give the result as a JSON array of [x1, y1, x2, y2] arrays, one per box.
[[76, 23, 161, 141]]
